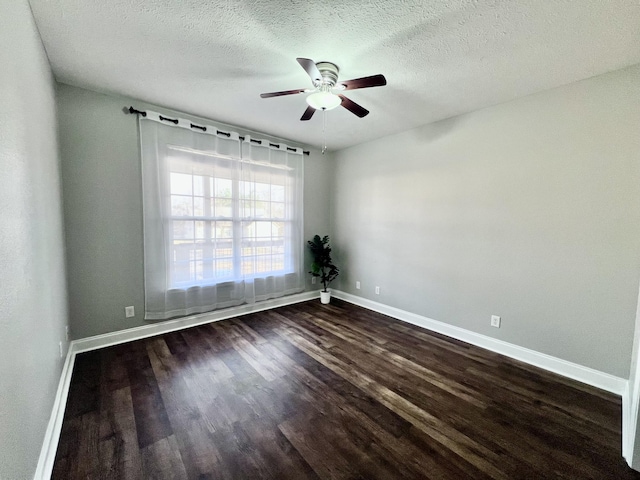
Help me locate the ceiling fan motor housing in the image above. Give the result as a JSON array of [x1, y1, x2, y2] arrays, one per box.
[[315, 61, 340, 87]]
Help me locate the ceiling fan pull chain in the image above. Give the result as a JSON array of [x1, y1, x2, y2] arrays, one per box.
[[322, 108, 327, 154]]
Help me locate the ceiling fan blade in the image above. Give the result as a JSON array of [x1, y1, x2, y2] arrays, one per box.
[[300, 106, 316, 121], [340, 74, 387, 91], [296, 58, 322, 84], [338, 94, 369, 118], [260, 88, 307, 98]]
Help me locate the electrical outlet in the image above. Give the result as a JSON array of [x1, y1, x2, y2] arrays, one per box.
[[125, 306, 135, 318], [311, 276, 316, 285], [356, 281, 361, 289], [59, 341, 64, 358], [65, 325, 70, 341], [375, 286, 380, 295], [491, 315, 501, 328]]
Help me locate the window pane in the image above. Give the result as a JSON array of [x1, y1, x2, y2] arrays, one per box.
[[240, 181, 253, 200], [241, 200, 252, 218], [171, 195, 192, 216], [255, 255, 272, 273], [256, 221, 272, 237], [193, 175, 205, 196], [215, 178, 232, 198], [243, 222, 255, 237], [215, 198, 232, 218], [255, 182, 270, 200], [173, 220, 194, 240], [272, 222, 284, 237], [191, 260, 199, 280], [216, 259, 233, 277], [271, 185, 285, 202], [241, 257, 254, 275], [272, 241, 285, 254], [173, 245, 190, 263], [272, 202, 284, 219], [215, 221, 233, 239], [255, 201, 270, 218], [216, 241, 233, 258], [195, 221, 205, 240], [172, 260, 191, 284], [193, 196, 205, 216], [272, 255, 285, 271], [170, 173, 192, 195]]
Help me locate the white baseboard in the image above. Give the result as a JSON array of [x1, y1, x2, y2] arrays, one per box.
[[623, 374, 640, 466], [72, 291, 318, 354], [34, 290, 318, 479], [33, 345, 75, 480], [332, 290, 627, 395], [623, 382, 632, 462]]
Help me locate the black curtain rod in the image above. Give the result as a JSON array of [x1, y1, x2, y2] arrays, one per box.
[[127, 106, 310, 155]]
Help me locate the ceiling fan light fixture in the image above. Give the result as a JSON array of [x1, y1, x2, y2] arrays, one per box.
[[306, 91, 341, 111]]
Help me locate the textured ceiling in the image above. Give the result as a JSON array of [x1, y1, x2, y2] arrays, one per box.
[[29, 0, 640, 151]]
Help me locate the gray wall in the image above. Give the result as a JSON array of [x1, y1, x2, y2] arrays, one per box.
[[0, 1, 70, 478], [57, 83, 333, 339], [332, 65, 640, 378]]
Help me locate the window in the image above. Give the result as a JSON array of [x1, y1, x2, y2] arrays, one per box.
[[139, 113, 303, 320], [167, 148, 296, 287]]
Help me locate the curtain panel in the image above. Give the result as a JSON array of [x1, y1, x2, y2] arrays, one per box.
[[139, 112, 304, 320]]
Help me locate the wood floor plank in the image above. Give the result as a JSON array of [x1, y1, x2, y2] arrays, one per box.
[[51, 416, 81, 479], [239, 415, 321, 480], [63, 350, 101, 419], [261, 342, 479, 479], [305, 313, 487, 408], [125, 339, 174, 449], [102, 386, 143, 479], [145, 338, 224, 478], [278, 414, 368, 480], [140, 435, 188, 480], [230, 333, 286, 382], [53, 299, 640, 479], [276, 326, 512, 479]]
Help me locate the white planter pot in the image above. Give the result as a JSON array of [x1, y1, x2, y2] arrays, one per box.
[[320, 290, 331, 304]]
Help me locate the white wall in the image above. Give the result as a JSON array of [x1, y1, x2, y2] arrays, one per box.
[[0, 1, 69, 478], [57, 83, 333, 339], [332, 65, 640, 378]]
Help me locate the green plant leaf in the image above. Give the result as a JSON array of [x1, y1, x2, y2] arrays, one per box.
[[308, 234, 339, 289]]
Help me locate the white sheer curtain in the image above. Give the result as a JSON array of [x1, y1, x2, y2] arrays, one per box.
[[139, 112, 304, 320]]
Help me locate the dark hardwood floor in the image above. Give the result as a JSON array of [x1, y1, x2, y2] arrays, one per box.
[[53, 299, 639, 479]]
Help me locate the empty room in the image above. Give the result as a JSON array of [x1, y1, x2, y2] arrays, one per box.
[[2, 0, 640, 478]]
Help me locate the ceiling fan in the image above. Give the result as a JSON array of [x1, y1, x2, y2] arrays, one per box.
[[260, 58, 387, 121]]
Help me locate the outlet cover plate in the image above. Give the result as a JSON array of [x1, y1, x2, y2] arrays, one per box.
[[125, 306, 135, 318], [491, 315, 501, 328]]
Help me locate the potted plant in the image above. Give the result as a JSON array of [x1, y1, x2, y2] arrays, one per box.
[[308, 234, 339, 304]]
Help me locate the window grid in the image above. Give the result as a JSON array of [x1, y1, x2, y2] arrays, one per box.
[[168, 160, 292, 287]]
